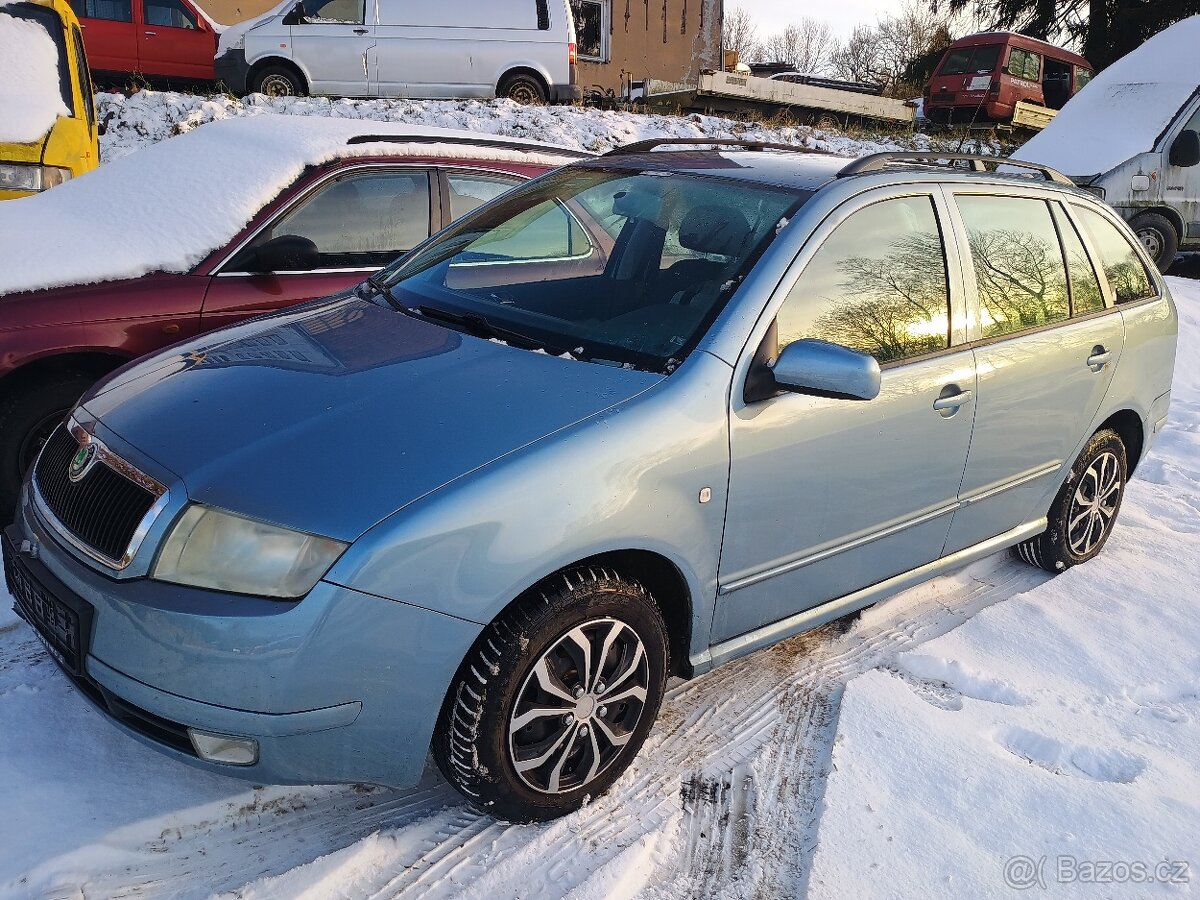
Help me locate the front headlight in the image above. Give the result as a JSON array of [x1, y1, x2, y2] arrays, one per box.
[[152, 505, 348, 599], [0, 163, 71, 192]]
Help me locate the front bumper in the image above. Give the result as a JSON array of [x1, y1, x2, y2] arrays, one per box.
[[215, 49, 251, 96], [5, 497, 481, 788]]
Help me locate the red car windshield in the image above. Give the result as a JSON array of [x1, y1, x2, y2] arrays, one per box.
[[939, 44, 1001, 76]]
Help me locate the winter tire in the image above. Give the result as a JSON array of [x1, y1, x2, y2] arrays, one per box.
[[1013, 428, 1128, 573], [0, 372, 97, 523], [433, 567, 669, 822], [1130, 212, 1179, 273], [499, 72, 548, 105], [251, 65, 306, 98]]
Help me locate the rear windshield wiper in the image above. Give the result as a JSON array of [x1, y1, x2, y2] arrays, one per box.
[[413, 305, 580, 358]]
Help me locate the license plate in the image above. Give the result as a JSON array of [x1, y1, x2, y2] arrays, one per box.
[[3, 531, 92, 678]]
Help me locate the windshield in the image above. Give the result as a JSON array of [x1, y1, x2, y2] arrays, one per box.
[[2, 3, 74, 119], [939, 44, 1001, 76], [376, 166, 809, 372]]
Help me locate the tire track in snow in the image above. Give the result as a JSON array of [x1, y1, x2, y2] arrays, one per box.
[[9, 556, 1045, 900]]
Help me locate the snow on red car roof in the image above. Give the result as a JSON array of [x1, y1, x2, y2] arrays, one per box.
[[0, 115, 584, 296]]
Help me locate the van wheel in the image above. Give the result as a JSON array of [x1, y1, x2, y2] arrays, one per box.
[[499, 72, 548, 104], [1013, 428, 1128, 573], [1130, 212, 1179, 272], [0, 372, 96, 524], [251, 65, 306, 98], [432, 568, 669, 822]]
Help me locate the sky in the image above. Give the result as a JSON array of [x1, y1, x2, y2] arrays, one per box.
[[736, 0, 912, 40]]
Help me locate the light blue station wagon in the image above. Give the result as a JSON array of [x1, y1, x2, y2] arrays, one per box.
[[4, 143, 1178, 821]]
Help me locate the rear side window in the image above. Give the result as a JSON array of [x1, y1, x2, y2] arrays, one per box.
[[777, 196, 951, 365], [956, 195, 1069, 338], [446, 172, 522, 221], [1073, 206, 1157, 304], [1006, 48, 1041, 81], [940, 45, 1000, 76], [70, 0, 132, 22], [1050, 204, 1104, 315]]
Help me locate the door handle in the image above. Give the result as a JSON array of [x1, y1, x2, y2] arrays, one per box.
[[1087, 346, 1112, 372], [144, 30, 156, 35], [933, 389, 973, 411], [353, 27, 368, 34]]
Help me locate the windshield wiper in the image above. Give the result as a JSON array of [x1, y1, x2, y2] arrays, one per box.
[[413, 305, 578, 358], [361, 273, 404, 311]]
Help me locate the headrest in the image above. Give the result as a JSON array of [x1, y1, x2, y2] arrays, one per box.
[[677, 205, 752, 256]]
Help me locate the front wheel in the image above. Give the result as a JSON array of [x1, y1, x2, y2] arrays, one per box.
[[1014, 428, 1128, 573], [1130, 212, 1179, 273], [433, 568, 669, 822], [250, 65, 306, 98]]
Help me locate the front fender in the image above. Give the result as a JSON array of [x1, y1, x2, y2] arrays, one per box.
[[324, 351, 734, 662]]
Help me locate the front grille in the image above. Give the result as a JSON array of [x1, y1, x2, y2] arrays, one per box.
[[35, 426, 157, 564]]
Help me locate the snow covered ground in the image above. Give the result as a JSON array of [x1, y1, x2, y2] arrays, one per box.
[[92, 88, 1006, 163], [2, 277, 1196, 898]]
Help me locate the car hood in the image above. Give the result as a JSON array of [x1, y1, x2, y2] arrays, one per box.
[[81, 296, 663, 541]]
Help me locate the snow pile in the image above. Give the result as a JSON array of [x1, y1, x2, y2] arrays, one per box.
[[0, 10, 70, 144], [809, 280, 1200, 898], [1015, 15, 1200, 177], [0, 115, 581, 296], [93, 88, 992, 163]]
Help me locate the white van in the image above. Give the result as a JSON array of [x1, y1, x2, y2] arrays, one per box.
[[1015, 16, 1200, 271], [215, 0, 580, 104]]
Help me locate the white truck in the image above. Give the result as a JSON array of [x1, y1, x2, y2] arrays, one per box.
[[1014, 15, 1200, 271]]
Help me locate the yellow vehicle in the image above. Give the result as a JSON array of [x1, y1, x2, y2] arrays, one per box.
[[0, 0, 99, 200]]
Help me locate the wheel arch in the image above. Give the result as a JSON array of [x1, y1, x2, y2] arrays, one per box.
[[1098, 408, 1145, 475], [1, 349, 130, 393], [1129, 206, 1184, 242]]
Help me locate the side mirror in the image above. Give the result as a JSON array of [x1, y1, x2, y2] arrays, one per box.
[[241, 235, 320, 273], [1169, 129, 1200, 168], [771, 338, 881, 401]]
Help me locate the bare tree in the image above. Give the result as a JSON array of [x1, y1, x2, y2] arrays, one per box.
[[722, 5, 760, 65], [829, 23, 887, 84], [759, 18, 835, 73], [830, 0, 955, 94]]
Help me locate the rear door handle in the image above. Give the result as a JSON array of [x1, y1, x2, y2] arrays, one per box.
[[353, 27, 369, 33], [144, 29, 156, 35], [1087, 347, 1112, 372], [933, 389, 973, 411]]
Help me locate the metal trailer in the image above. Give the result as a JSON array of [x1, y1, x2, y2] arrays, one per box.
[[635, 70, 915, 127]]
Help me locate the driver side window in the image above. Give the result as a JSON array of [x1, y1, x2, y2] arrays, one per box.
[[226, 169, 431, 273], [776, 195, 951, 365]]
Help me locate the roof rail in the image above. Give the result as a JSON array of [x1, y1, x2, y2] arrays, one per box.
[[837, 152, 1073, 184], [345, 134, 594, 158], [605, 137, 833, 157]]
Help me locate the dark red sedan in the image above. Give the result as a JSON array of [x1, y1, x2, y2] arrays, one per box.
[[0, 116, 582, 518]]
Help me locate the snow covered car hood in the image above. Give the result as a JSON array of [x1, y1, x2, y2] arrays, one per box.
[[1014, 15, 1200, 178], [79, 295, 663, 541]]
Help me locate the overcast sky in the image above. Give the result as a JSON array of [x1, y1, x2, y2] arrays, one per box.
[[735, 0, 907, 40]]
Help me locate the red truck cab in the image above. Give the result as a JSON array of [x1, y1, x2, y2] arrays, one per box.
[[925, 32, 1092, 126], [68, 0, 216, 84]]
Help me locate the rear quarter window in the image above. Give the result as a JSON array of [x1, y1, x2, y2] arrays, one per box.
[[1073, 206, 1157, 304]]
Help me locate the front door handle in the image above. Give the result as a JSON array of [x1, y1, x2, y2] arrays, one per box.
[[1087, 346, 1112, 372], [144, 29, 156, 35], [933, 389, 973, 411], [353, 27, 369, 34]]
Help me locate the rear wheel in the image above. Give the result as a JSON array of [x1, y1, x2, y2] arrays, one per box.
[[1013, 428, 1128, 573], [0, 372, 96, 524], [251, 64, 306, 98], [1130, 212, 1179, 273], [499, 72, 548, 104], [433, 568, 669, 822]]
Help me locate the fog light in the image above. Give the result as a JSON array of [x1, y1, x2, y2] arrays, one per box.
[[188, 728, 259, 765]]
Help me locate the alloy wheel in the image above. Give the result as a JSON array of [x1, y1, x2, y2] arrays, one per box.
[[1067, 450, 1122, 555], [508, 618, 649, 794], [260, 74, 295, 97]]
